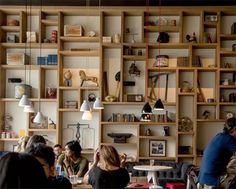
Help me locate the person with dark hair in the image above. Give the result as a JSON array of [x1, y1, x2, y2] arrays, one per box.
[[25, 143, 72, 189], [83, 145, 130, 189], [0, 152, 48, 189], [54, 144, 63, 161], [198, 118, 236, 188], [25, 134, 46, 149], [58, 140, 88, 178]]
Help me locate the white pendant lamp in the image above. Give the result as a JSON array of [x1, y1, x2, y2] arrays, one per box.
[[82, 111, 92, 120], [80, 100, 90, 112], [93, 97, 104, 109], [23, 102, 35, 113], [18, 95, 30, 107], [33, 111, 43, 124]]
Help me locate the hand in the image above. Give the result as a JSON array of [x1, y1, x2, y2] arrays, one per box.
[[63, 155, 70, 167]]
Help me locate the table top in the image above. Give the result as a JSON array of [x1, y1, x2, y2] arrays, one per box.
[[133, 165, 172, 172], [72, 184, 92, 189]]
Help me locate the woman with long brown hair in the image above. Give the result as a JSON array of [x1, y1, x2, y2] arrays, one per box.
[[83, 145, 130, 189]]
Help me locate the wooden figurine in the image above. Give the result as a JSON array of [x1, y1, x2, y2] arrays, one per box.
[[63, 70, 72, 86], [79, 70, 98, 87]]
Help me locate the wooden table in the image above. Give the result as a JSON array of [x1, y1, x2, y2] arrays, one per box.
[[72, 184, 92, 189], [133, 165, 172, 189]]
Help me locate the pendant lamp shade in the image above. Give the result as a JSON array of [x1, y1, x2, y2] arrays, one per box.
[[93, 97, 104, 109], [142, 102, 152, 114], [80, 100, 90, 112], [23, 102, 35, 113], [82, 111, 92, 120], [33, 111, 43, 124], [18, 95, 30, 107], [153, 98, 164, 111]]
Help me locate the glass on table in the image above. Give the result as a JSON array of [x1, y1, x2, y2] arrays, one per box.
[[69, 175, 78, 185]]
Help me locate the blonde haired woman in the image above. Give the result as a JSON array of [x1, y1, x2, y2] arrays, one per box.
[[83, 145, 130, 189], [15, 136, 30, 152]]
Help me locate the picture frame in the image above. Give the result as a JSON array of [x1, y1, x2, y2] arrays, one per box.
[[149, 140, 166, 157]]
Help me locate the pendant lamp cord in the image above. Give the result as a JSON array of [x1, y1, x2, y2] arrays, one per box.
[[158, 0, 161, 99], [145, 0, 149, 102]]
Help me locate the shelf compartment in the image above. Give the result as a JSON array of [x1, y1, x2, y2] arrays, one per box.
[[102, 43, 122, 48], [139, 156, 176, 160], [219, 85, 236, 89], [0, 25, 20, 32], [139, 136, 175, 140], [0, 138, 19, 141], [28, 129, 56, 132], [123, 55, 146, 61], [58, 108, 80, 112], [59, 50, 99, 56], [220, 34, 236, 40]]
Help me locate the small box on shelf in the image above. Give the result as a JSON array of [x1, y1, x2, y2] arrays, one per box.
[[7, 53, 29, 65]]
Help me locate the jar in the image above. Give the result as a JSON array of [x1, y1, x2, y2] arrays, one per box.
[[15, 84, 32, 99], [181, 81, 191, 92], [153, 55, 169, 67], [1, 132, 6, 139], [6, 132, 11, 139]]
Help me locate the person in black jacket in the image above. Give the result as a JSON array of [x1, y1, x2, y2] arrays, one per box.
[[83, 145, 130, 189]]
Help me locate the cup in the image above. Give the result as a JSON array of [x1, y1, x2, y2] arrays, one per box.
[[150, 159, 155, 166], [69, 175, 78, 185]]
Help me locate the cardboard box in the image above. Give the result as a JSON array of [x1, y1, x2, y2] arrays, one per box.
[[64, 25, 83, 36], [7, 53, 29, 65]]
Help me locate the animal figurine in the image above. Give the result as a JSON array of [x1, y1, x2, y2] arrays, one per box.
[[79, 70, 98, 87]]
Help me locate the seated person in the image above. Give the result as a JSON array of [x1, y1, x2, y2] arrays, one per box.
[[0, 152, 48, 189], [15, 136, 30, 152], [58, 140, 88, 178], [25, 143, 71, 189], [54, 144, 63, 161], [25, 134, 46, 149], [83, 145, 130, 189]]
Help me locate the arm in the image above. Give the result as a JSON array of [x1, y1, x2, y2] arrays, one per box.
[[76, 158, 88, 177], [83, 149, 99, 184]]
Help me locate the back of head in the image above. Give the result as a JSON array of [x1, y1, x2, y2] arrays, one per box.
[[25, 143, 55, 167], [65, 140, 82, 157], [15, 136, 30, 152], [100, 145, 120, 167], [0, 152, 47, 189], [26, 135, 46, 149], [224, 118, 236, 134]]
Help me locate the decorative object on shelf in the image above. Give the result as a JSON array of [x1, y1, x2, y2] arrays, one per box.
[[140, 113, 151, 122], [231, 22, 236, 34], [162, 126, 170, 136], [105, 95, 117, 102], [127, 46, 134, 55], [7, 19, 19, 26], [207, 98, 215, 103], [180, 81, 192, 93], [105, 71, 120, 102], [128, 61, 141, 77], [102, 36, 112, 43], [107, 133, 132, 143], [64, 25, 84, 36], [37, 56, 47, 65], [205, 15, 217, 22], [197, 79, 206, 102], [109, 113, 136, 122], [220, 95, 225, 102], [229, 93, 236, 102], [50, 30, 57, 43], [63, 70, 72, 86], [8, 78, 22, 83], [145, 128, 152, 136], [88, 93, 96, 102], [125, 94, 143, 102], [157, 32, 169, 43], [7, 53, 29, 65], [15, 84, 32, 99], [113, 33, 121, 43], [64, 101, 78, 109], [149, 140, 166, 157], [202, 110, 210, 119], [7, 34, 17, 43], [177, 56, 189, 67], [48, 118, 56, 129], [186, 32, 197, 43], [45, 86, 57, 99], [224, 62, 231, 68], [232, 44, 236, 51], [226, 112, 234, 120], [1, 114, 13, 132], [192, 56, 201, 67], [178, 117, 193, 132], [178, 145, 192, 154], [79, 70, 98, 87], [47, 54, 58, 65], [26, 31, 37, 43], [87, 31, 96, 37], [222, 79, 229, 85]]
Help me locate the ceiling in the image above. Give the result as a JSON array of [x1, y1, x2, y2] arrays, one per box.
[[0, 0, 235, 6]]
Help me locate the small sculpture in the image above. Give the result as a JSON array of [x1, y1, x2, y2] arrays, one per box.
[[79, 70, 98, 87], [63, 70, 72, 86], [186, 32, 197, 43], [163, 126, 170, 136], [145, 128, 151, 136], [202, 110, 210, 119], [128, 61, 141, 77]]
